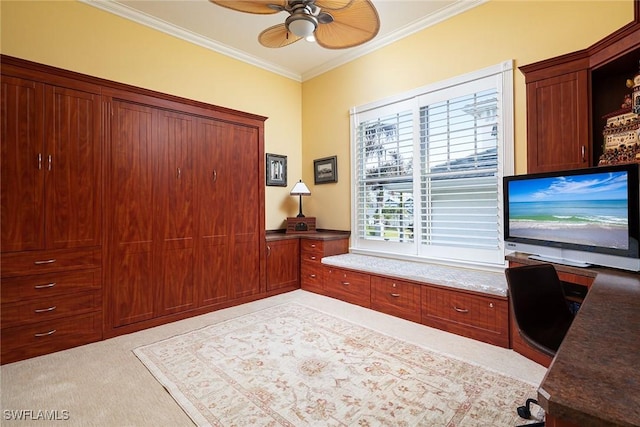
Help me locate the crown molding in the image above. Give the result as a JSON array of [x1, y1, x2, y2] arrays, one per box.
[[81, 0, 303, 81], [301, 0, 487, 81], [81, 0, 486, 83]]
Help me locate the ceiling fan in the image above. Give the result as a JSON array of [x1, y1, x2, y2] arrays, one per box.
[[209, 0, 380, 49]]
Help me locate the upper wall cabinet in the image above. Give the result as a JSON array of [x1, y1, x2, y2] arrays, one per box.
[[520, 10, 640, 173], [1, 74, 102, 253]]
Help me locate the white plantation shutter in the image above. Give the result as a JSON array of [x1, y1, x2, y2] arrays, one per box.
[[351, 62, 513, 267]]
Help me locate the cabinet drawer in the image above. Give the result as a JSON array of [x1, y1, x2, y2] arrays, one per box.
[[422, 286, 509, 348], [1, 312, 103, 364], [301, 264, 323, 293], [371, 276, 421, 323], [324, 267, 370, 308], [1, 248, 101, 278], [300, 239, 324, 254], [1, 269, 101, 303], [1, 291, 102, 328]]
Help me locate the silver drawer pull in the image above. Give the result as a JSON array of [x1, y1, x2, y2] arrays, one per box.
[[309, 274, 316, 278], [453, 306, 469, 313], [341, 281, 350, 286], [390, 293, 401, 298], [34, 329, 56, 337], [34, 306, 57, 313], [310, 256, 317, 260], [34, 259, 56, 265], [35, 282, 56, 289], [310, 244, 316, 248]]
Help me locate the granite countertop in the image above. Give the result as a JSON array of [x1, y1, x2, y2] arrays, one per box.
[[266, 230, 350, 242], [321, 253, 507, 297], [538, 270, 640, 426]]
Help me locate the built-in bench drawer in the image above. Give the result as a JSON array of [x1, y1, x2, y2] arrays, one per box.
[[324, 266, 370, 308], [371, 276, 421, 323], [421, 286, 509, 348]]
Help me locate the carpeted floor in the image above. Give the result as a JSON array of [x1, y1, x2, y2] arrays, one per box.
[[1, 290, 547, 426]]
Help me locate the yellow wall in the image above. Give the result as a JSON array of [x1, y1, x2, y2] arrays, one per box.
[[0, 0, 302, 230], [302, 0, 634, 231], [1, 0, 635, 232]]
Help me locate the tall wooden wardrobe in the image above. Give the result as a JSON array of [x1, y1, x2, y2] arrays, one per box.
[[1, 56, 267, 362]]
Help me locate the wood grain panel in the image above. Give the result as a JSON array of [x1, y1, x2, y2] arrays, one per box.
[[0, 312, 102, 364], [0, 75, 45, 252], [197, 118, 230, 306], [371, 276, 421, 323], [110, 101, 155, 327], [1, 290, 101, 328], [324, 267, 370, 308], [1, 269, 101, 303], [266, 238, 299, 291], [422, 286, 509, 348], [46, 85, 101, 249], [155, 110, 195, 316]]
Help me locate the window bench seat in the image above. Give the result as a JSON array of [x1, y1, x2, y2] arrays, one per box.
[[314, 253, 510, 348]]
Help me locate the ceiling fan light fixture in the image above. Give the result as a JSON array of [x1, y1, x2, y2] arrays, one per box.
[[285, 14, 317, 38]]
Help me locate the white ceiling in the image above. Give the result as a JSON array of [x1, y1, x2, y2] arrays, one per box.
[[83, 0, 484, 82]]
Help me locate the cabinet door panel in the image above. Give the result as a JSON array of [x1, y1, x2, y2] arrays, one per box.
[[526, 70, 589, 172], [196, 119, 230, 306], [228, 124, 262, 298], [1, 76, 45, 252], [46, 85, 101, 249], [266, 239, 299, 291], [110, 101, 155, 327], [155, 111, 195, 315]]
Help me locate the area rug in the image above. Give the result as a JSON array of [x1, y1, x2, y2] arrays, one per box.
[[134, 303, 542, 426]]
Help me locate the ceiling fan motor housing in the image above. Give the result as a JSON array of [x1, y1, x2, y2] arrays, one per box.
[[285, 1, 318, 37]]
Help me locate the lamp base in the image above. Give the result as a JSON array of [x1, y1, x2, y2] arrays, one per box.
[[286, 217, 316, 234]]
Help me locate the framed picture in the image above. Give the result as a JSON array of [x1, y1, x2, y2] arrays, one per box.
[[266, 153, 287, 187], [314, 155, 338, 184]]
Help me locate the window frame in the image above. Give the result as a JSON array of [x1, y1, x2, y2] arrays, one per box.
[[349, 61, 514, 269]]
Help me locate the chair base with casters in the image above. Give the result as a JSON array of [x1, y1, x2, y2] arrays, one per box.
[[516, 398, 544, 426], [505, 263, 575, 427]]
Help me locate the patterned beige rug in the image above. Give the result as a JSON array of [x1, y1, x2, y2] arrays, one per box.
[[134, 303, 542, 426]]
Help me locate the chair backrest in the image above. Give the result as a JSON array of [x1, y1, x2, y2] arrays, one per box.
[[505, 263, 574, 356]]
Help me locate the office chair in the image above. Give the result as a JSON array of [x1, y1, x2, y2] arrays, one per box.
[[505, 263, 575, 427]]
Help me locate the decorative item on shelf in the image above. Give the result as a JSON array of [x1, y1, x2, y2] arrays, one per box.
[[266, 153, 287, 186], [598, 66, 640, 166], [314, 155, 337, 184], [287, 179, 315, 233], [632, 60, 640, 115]]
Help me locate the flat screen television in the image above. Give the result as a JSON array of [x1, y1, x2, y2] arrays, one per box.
[[503, 163, 640, 271]]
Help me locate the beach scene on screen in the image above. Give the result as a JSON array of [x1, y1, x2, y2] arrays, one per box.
[[508, 171, 629, 249]]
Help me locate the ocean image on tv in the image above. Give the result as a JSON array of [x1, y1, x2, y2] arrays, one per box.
[[508, 171, 629, 249]]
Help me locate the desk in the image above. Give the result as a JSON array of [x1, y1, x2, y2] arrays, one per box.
[[537, 270, 640, 427]]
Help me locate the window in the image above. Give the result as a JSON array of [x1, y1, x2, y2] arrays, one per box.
[[350, 62, 514, 267]]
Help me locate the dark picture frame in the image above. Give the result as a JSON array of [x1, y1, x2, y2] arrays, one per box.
[[266, 153, 287, 187], [314, 155, 338, 184]]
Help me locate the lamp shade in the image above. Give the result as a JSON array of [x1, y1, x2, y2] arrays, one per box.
[[290, 180, 311, 196]]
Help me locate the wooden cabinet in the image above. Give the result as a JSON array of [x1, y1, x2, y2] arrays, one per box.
[[299, 236, 349, 293], [266, 238, 300, 291], [324, 266, 370, 308], [421, 286, 509, 348], [1, 64, 103, 364], [370, 276, 421, 323], [106, 90, 266, 332], [520, 20, 639, 172]]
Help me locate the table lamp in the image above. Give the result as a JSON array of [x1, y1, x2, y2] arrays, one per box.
[[290, 179, 311, 218]]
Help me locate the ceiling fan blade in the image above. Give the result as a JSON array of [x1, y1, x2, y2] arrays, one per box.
[[314, 0, 379, 49], [259, 24, 303, 48], [209, 0, 286, 14], [314, 0, 354, 11]]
